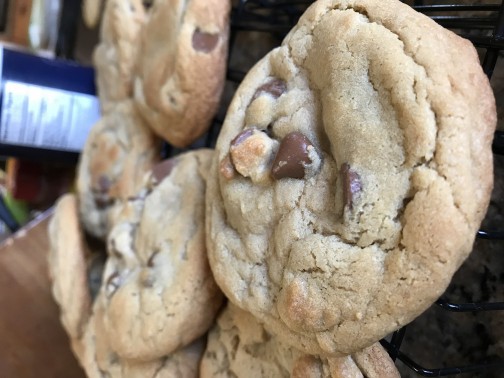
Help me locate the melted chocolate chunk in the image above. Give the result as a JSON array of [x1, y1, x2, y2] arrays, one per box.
[[252, 78, 287, 101], [147, 251, 159, 268], [192, 29, 219, 53], [142, 276, 155, 288], [151, 159, 178, 185], [340, 163, 362, 210], [94, 175, 113, 208], [231, 129, 254, 147], [271, 132, 313, 180]]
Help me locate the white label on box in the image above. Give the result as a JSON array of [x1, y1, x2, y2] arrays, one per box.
[[0, 80, 100, 152]]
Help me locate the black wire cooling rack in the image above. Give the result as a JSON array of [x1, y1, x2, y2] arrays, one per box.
[[220, 1, 504, 376]]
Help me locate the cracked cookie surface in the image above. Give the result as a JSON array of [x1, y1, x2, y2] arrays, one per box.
[[51, 151, 217, 375], [200, 303, 400, 377], [76, 100, 161, 240], [99, 149, 223, 361], [81, 299, 205, 378], [133, 0, 230, 147], [206, 0, 496, 356]]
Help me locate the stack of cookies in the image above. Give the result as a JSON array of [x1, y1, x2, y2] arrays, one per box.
[[48, 0, 497, 377], [50, 0, 230, 376]]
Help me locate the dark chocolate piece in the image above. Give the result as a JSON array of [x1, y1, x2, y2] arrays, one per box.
[[271, 132, 313, 180], [231, 129, 254, 147], [94, 175, 113, 208], [340, 163, 362, 210], [147, 251, 159, 268], [192, 29, 219, 53], [252, 78, 287, 101]]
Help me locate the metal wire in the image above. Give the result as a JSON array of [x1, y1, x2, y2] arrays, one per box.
[[436, 297, 504, 312], [494, 130, 504, 154], [381, 338, 504, 377]]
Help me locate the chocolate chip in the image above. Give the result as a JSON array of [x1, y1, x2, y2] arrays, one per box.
[[192, 29, 219, 53], [271, 132, 314, 180], [151, 159, 177, 185], [147, 251, 158, 268], [126, 194, 143, 202], [142, 276, 155, 288], [340, 163, 362, 210], [231, 129, 254, 147], [252, 78, 287, 101], [94, 175, 113, 208]]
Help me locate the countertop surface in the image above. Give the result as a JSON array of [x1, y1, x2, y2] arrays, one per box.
[[0, 209, 85, 378]]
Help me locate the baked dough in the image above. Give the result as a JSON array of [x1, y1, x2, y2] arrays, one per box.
[[99, 150, 223, 361], [93, 0, 146, 112], [133, 0, 231, 147], [76, 100, 161, 239], [201, 303, 400, 377], [206, 0, 496, 357]]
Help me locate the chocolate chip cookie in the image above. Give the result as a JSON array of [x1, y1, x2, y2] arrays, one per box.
[[133, 0, 231, 147], [48, 192, 206, 377], [48, 193, 107, 361], [48, 194, 92, 357], [76, 100, 161, 240], [99, 149, 223, 361], [80, 300, 205, 378], [93, 0, 145, 112], [200, 303, 400, 377], [206, 0, 496, 356]]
